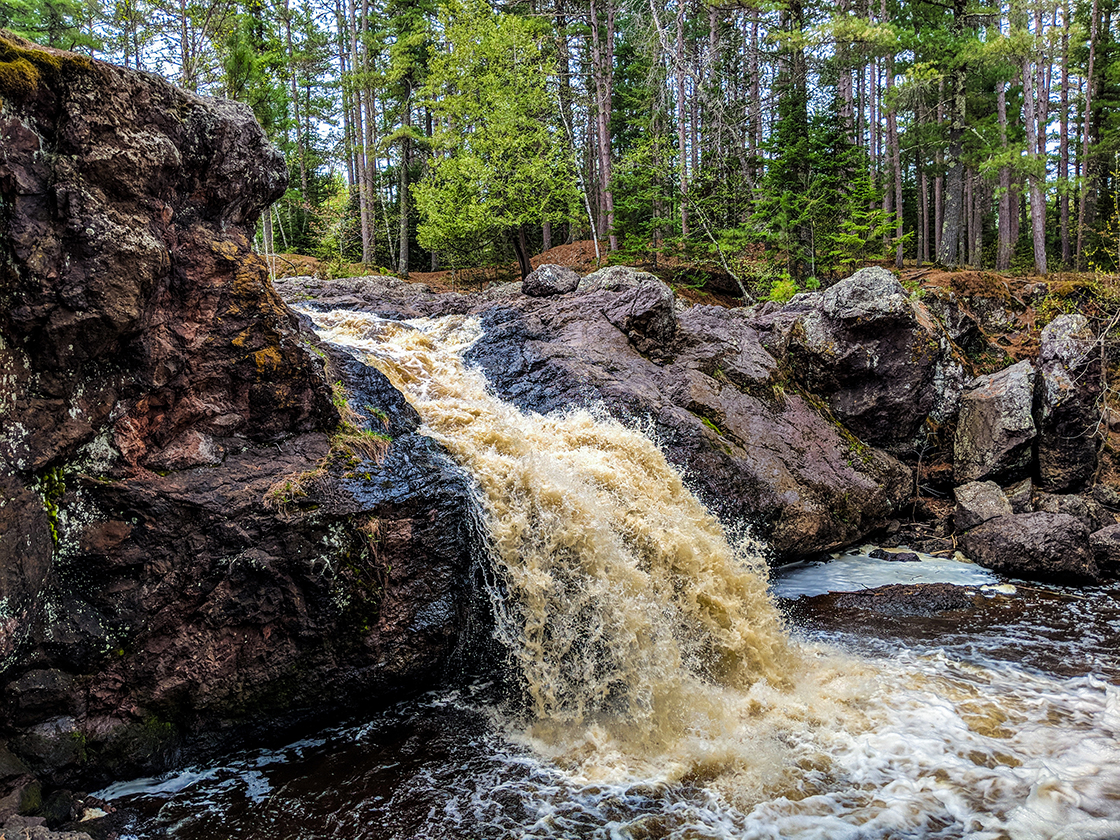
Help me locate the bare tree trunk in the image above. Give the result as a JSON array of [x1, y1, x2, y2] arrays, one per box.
[[934, 79, 944, 259], [1022, 49, 1048, 274], [512, 225, 532, 279], [997, 81, 1012, 270], [886, 55, 903, 268], [398, 115, 410, 276], [1059, 0, 1071, 266], [355, 0, 373, 262], [676, 0, 689, 238], [589, 0, 617, 250], [283, 0, 309, 201], [263, 209, 274, 256], [1076, 0, 1100, 268], [920, 167, 930, 264], [938, 66, 966, 267], [748, 18, 761, 189]]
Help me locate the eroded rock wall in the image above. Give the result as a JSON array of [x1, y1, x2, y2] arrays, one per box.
[[0, 33, 478, 802]]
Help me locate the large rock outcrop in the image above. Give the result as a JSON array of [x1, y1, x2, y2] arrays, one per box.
[[771, 267, 966, 454], [0, 33, 478, 797], [953, 360, 1037, 483], [1034, 314, 1102, 492], [280, 270, 913, 558]]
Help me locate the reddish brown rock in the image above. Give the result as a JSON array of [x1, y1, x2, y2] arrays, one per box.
[[961, 512, 1097, 583], [0, 34, 480, 791]]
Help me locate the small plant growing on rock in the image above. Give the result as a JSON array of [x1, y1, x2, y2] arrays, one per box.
[[768, 276, 799, 304]]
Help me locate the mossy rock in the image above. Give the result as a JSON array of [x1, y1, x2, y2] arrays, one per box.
[[0, 29, 92, 105]]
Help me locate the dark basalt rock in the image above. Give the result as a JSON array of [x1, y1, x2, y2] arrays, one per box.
[[521, 263, 580, 297], [831, 583, 980, 616], [1089, 524, 1120, 579], [961, 512, 1097, 583], [1034, 315, 1103, 492], [953, 480, 1013, 532], [774, 267, 967, 454], [0, 33, 481, 795], [953, 361, 1037, 484]]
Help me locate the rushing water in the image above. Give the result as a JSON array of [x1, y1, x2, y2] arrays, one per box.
[[99, 312, 1120, 839]]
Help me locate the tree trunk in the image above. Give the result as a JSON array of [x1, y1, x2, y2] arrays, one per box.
[[1059, 0, 1071, 267], [676, 0, 689, 238], [938, 66, 966, 267], [589, 0, 617, 250], [886, 54, 903, 268], [920, 168, 930, 264], [1076, 0, 1100, 268], [398, 119, 410, 276], [512, 225, 532, 279], [283, 0, 309, 201], [1022, 51, 1047, 274], [997, 81, 1012, 270]]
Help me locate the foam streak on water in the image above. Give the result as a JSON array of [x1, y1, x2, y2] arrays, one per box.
[[297, 310, 1120, 839]]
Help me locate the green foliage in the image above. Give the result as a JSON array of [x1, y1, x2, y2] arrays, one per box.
[[414, 0, 578, 267], [767, 276, 799, 303], [0, 0, 98, 50]]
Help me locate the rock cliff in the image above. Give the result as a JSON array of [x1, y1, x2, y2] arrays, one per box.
[[0, 31, 479, 821]]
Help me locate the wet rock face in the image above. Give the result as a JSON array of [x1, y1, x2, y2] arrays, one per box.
[[0, 36, 479, 791]]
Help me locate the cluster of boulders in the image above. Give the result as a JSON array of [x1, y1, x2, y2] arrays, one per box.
[[511, 261, 1119, 585], [945, 316, 1117, 582]]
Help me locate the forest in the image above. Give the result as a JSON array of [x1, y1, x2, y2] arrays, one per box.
[[5, 0, 1120, 297]]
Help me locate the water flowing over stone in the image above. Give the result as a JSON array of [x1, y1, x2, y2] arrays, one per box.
[[309, 311, 797, 749]]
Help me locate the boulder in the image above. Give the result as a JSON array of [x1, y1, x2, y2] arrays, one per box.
[[1034, 491, 1116, 533], [1034, 314, 1103, 492], [521, 264, 580, 297], [1004, 477, 1034, 514], [600, 277, 677, 359], [961, 512, 1097, 582], [577, 265, 661, 293], [953, 481, 1013, 531], [953, 360, 1036, 483], [831, 583, 980, 616], [778, 267, 966, 453], [1089, 524, 1120, 578]]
